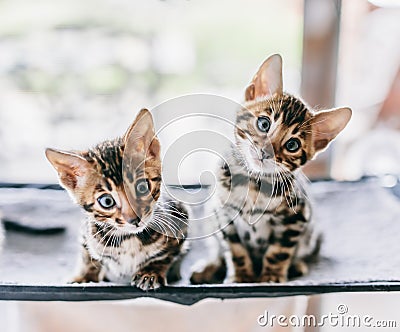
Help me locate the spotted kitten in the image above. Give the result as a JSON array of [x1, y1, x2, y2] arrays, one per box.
[[192, 54, 351, 283], [46, 109, 188, 290]]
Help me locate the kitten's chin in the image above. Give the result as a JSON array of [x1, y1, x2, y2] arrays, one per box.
[[250, 158, 277, 175], [103, 221, 147, 235], [121, 225, 146, 235], [238, 144, 277, 176]]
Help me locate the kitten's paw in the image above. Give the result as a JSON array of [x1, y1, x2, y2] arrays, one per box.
[[189, 271, 206, 285], [288, 261, 308, 279], [67, 276, 93, 284], [131, 273, 165, 291], [68, 275, 98, 284], [68, 277, 83, 284], [233, 275, 254, 283], [190, 266, 225, 284], [190, 258, 227, 285], [229, 271, 255, 283], [259, 273, 287, 283]]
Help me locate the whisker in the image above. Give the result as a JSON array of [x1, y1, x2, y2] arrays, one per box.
[[99, 228, 117, 261], [150, 218, 170, 236], [93, 225, 115, 253], [153, 213, 185, 238]]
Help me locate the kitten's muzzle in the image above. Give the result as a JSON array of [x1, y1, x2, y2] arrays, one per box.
[[261, 146, 274, 160], [127, 217, 141, 226]]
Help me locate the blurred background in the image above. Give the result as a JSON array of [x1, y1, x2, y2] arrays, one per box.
[[1, 0, 397, 184], [0, 0, 400, 182], [0, 1, 400, 332], [0, 0, 302, 183]]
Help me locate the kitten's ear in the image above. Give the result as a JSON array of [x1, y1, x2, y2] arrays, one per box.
[[312, 107, 352, 154], [245, 54, 283, 101], [124, 108, 160, 159], [45, 148, 91, 190]]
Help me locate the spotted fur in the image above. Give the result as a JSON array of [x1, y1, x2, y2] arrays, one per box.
[[46, 109, 188, 290], [191, 54, 351, 284]]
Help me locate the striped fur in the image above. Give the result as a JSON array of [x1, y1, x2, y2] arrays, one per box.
[[46, 109, 188, 290], [191, 54, 351, 284]]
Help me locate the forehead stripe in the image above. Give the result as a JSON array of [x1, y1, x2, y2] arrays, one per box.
[[86, 138, 124, 185]]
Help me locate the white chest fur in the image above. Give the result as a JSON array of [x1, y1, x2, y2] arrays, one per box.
[[216, 154, 310, 252], [84, 225, 164, 283], [217, 174, 279, 249]]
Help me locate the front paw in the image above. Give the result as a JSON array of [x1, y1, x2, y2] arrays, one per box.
[[259, 272, 287, 283], [131, 272, 165, 291], [68, 275, 99, 284], [233, 275, 255, 283]]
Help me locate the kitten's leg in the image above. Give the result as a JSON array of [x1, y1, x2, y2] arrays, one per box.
[[222, 223, 255, 283], [260, 243, 297, 283], [260, 213, 307, 283], [132, 257, 172, 291], [166, 255, 183, 284], [166, 238, 190, 283], [132, 239, 184, 291], [70, 244, 103, 283]]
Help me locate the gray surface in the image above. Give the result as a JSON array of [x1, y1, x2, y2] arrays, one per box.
[[0, 189, 81, 284], [0, 179, 400, 286]]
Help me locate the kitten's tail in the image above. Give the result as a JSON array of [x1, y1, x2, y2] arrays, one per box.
[[287, 234, 322, 279], [304, 233, 323, 263], [166, 242, 189, 284]]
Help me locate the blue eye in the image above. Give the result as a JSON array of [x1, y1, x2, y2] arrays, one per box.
[[285, 138, 301, 152], [257, 116, 271, 133], [97, 194, 116, 209], [135, 179, 150, 196]]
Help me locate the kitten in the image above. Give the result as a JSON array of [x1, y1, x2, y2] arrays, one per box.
[[46, 109, 189, 290], [192, 54, 351, 283]]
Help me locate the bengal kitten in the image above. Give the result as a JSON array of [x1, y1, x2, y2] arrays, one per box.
[[46, 109, 188, 290], [192, 54, 351, 283]]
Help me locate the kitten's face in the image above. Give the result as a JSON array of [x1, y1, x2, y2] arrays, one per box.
[[236, 94, 314, 173], [46, 109, 161, 235], [236, 54, 351, 175]]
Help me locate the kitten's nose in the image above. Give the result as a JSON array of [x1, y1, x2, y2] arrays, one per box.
[[261, 146, 274, 160], [127, 217, 141, 226]]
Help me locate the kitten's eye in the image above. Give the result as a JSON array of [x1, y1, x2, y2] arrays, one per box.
[[135, 179, 150, 196], [285, 138, 301, 152], [97, 194, 116, 209], [257, 116, 271, 133]]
